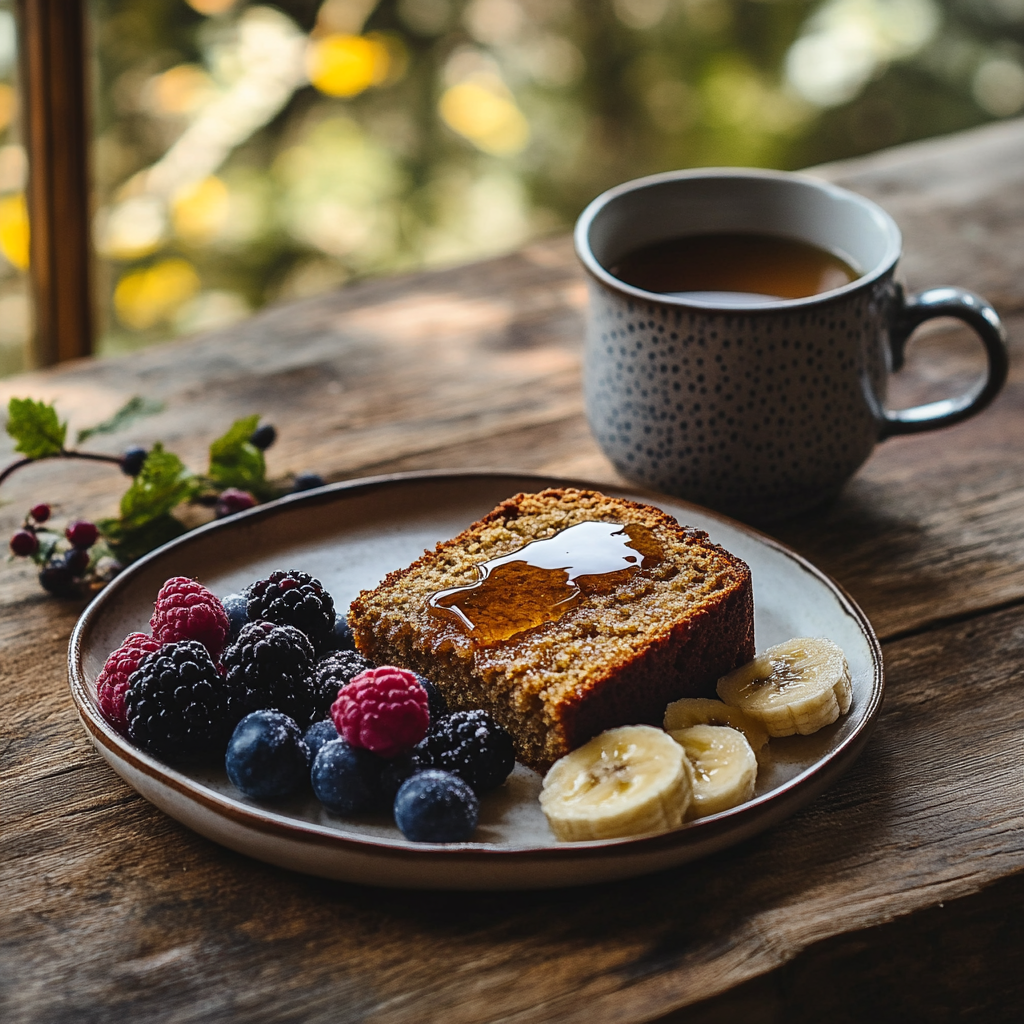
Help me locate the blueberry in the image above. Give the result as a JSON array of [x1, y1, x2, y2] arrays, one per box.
[[120, 446, 148, 477], [303, 718, 339, 761], [221, 592, 249, 642], [326, 614, 355, 652], [291, 472, 325, 493], [311, 739, 381, 815], [249, 423, 277, 450], [379, 753, 417, 804], [394, 769, 479, 843], [226, 710, 310, 800]]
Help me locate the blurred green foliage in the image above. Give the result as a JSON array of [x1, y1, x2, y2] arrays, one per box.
[[7, 0, 1024, 370]]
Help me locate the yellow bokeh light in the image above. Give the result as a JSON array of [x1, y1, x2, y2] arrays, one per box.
[[0, 193, 30, 270], [307, 33, 391, 98], [185, 0, 237, 15], [114, 259, 201, 331], [439, 80, 530, 156], [172, 176, 231, 244], [149, 65, 215, 117]]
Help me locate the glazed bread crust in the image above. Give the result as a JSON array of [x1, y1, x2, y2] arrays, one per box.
[[349, 489, 754, 771]]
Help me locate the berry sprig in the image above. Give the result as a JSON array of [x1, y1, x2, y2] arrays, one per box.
[[3, 396, 326, 599]]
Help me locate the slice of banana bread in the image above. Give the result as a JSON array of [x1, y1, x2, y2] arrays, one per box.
[[349, 488, 754, 772]]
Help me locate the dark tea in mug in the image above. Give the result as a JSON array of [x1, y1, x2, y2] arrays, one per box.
[[609, 232, 859, 305]]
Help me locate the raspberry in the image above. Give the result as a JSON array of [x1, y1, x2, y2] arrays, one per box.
[[215, 488, 256, 519], [125, 641, 235, 760], [222, 620, 318, 726], [29, 503, 51, 523], [245, 569, 335, 651], [10, 529, 38, 557], [150, 577, 230, 659], [331, 666, 429, 758], [96, 632, 164, 733], [414, 709, 515, 794], [65, 520, 99, 550]]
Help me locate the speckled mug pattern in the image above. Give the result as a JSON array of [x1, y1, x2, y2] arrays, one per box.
[[577, 169, 1007, 522], [584, 275, 897, 521]]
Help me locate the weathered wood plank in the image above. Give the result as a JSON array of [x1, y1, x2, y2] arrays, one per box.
[[3, 598, 1023, 1023]]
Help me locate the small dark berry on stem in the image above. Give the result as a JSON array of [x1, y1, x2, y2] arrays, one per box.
[[249, 424, 277, 450], [120, 446, 148, 476], [64, 548, 91, 576], [39, 561, 78, 598], [10, 529, 38, 557], [291, 472, 324, 493], [215, 488, 257, 519], [66, 520, 99, 550], [29, 503, 51, 523]]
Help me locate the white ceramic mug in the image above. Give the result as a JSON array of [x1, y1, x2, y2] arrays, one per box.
[[575, 168, 1008, 522]]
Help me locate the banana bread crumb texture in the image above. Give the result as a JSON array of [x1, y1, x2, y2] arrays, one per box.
[[349, 489, 754, 772]]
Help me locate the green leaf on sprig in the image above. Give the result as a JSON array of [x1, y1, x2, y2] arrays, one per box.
[[207, 415, 271, 496], [98, 513, 188, 564], [118, 443, 198, 531], [6, 397, 67, 459], [76, 396, 164, 444]]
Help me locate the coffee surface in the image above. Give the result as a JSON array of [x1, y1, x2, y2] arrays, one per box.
[[610, 232, 858, 304]]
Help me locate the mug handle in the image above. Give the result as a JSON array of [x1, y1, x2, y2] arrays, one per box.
[[882, 286, 1009, 437]]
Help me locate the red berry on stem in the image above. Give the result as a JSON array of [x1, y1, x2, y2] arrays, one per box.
[[10, 530, 39, 557], [215, 488, 256, 519], [29, 503, 51, 523], [66, 520, 99, 550]]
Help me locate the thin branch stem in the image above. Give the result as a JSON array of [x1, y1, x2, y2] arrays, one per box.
[[0, 449, 123, 489]]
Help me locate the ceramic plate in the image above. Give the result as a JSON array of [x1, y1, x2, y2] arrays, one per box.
[[69, 472, 883, 890]]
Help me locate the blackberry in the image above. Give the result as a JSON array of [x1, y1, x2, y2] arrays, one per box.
[[413, 673, 449, 722], [222, 621, 318, 726], [393, 770, 479, 843], [311, 649, 374, 719], [245, 569, 335, 651], [125, 641, 234, 760], [414, 709, 515, 794], [226, 710, 310, 800]]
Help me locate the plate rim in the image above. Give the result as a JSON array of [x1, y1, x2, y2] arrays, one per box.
[[68, 469, 884, 865]]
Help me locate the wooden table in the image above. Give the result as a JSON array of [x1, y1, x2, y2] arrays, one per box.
[[4, 118, 1024, 1023]]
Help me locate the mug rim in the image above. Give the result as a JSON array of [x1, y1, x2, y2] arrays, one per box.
[[574, 166, 903, 311]]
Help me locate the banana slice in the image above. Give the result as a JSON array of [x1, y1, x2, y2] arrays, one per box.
[[540, 725, 691, 841], [669, 725, 757, 818], [663, 697, 768, 754], [717, 637, 852, 737]]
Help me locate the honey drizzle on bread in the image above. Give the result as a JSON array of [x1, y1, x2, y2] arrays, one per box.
[[349, 488, 755, 772]]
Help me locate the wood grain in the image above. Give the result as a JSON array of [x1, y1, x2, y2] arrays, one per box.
[[4, 120, 1024, 1023]]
